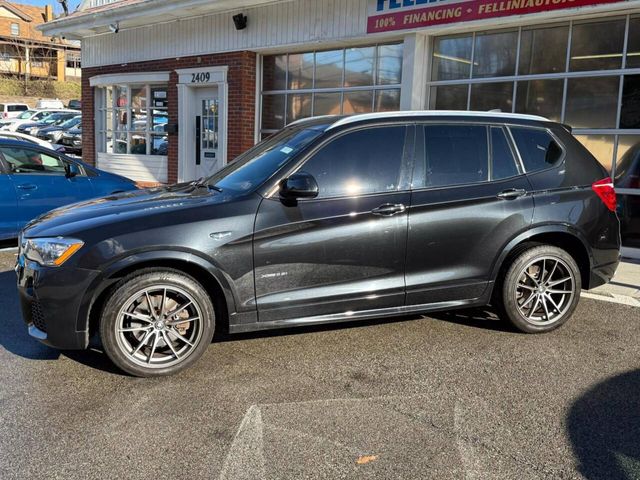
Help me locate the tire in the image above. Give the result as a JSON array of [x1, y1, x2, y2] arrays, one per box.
[[100, 268, 215, 377], [495, 245, 582, 333]]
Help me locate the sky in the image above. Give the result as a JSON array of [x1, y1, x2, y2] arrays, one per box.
[[16, 0, 82, 15]]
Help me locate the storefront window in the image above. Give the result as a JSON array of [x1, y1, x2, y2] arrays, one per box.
[[470, 82, 513, 112], [515, 80, 563, 122], [569, 19, 625, 72], [432, 35, 472, 81], [575, 135, 615, 172], [97, 83, 168, 156], [472, 30, 518, 78], [519, 24, 569, 75], [261, 43, 403, 135], [626, 17, 640, 69], [565, 77, 619, 129], [621, 75, 640, 129], [429, 84, 468, 110]]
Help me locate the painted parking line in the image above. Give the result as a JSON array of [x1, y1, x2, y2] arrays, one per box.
[[581, 291, 640, 307]]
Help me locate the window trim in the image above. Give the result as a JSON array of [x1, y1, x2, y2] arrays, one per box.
[[264, 122, 414, 201]]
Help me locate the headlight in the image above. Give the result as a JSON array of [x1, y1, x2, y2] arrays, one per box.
[[51, 131, 63, 141], [24, 237, 84, 267]]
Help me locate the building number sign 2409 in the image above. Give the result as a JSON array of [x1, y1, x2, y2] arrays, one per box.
[[191, 72, 211, 83]]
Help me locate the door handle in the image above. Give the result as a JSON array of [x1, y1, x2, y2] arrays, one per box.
[[16, 184, 37, 190], [497, 188, 527, 200], [372, 203, 406, 216]]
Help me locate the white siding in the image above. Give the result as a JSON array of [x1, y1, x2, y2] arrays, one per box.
[[82, 0, 374, 68], [97, 152, 168, 183]]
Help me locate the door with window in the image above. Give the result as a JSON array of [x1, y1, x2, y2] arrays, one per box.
[[194, 88, 221, 178], [254, 125, 413, 322], [406, 123, 535, 305], [0, 146, 94, 229], [0, 167, 17, 239]]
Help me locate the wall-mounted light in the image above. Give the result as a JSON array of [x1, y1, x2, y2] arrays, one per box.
[[109, 22, 120, 34], [232, 13, 247, 31]]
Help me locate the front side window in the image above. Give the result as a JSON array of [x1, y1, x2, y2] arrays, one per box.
[[510, 127, 563, 172], [491, 127, 520, 180], [299, 126, 406, 199], [417, 124, 488, 189], [0, 147, 65, 174]]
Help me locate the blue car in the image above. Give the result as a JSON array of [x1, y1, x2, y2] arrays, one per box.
[[0, 139, 138, 241]]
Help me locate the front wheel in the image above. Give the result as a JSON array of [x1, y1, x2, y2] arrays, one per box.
[[100, 269, 215, 377], [495, 245, 581, 333]]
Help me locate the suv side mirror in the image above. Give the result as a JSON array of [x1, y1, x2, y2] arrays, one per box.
[[280, 172, 319, 199], [65, 162, 80, 178]]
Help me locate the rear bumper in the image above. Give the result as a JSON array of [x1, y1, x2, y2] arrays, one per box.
[[588, 257, 620, 290], [16, 257, 99, 350]]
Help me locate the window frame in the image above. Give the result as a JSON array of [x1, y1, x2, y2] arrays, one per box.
[[264, 123, 415, 201]]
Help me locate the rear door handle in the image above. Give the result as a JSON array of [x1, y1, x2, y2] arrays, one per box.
[[497, 188, 526, 200], [16, 184, 37, 190], [372, 203, 406, 216]]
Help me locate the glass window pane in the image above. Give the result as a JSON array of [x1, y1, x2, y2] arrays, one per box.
[[432, 35, 472, 81], [429, 85, 468, 110], [472, 30, 518, 78], [420, 125, 489, 188], [301, 126, 406, 198], [511, 127, 564, 172], [105, 86, 113, 109], [343, 91, 373, 114], [288, 52, 314, 89], [616, 135, 640, 176], [315, 49, 344, 89], [470, 82, 513, 112], [151, 87, 168, 108], [615, 137, 640, 248], [377, 43, 403, 85], [115, 109, 127, 130], [130, 133, 147, 155], [569, 19, 625, 71], [375, 89, 400, 112], [313, 92, 342, 116], [574, 134, 615, 172], [287, 93, 312, 123], [105, 131, 114, 154], [491, 127, 519, 180], [345, 47, 375, 87], [263, 55, 287, 91], [565, 77, 619, 129], [114, 85, 127, 108], [151, 135, 168, 155], [518, 24, 569, 75], [113, 132, 127, 154], [617, 193, 640, 248], [515, 79, 564, 122], [130, 86, 147, 133], [261, 94, 286, 130], [621, 75, 640, 129], [626, 17, 640, 69]]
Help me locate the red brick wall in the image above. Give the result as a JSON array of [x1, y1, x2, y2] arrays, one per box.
[[82, 51, 257, 184]]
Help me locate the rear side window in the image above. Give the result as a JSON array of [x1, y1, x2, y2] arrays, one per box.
[[510, 127, 563, 172], [300, 126, 406, 198], [418, 124, 488, 188], [491, 127, 520, 180], [8, 105, 27, 112]]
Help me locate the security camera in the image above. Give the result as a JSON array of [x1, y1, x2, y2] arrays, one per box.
[[232, 13, 247, 30], [109, 22, 119, 34]]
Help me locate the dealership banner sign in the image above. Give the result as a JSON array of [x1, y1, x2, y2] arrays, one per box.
[[367, 0, 629, 33]]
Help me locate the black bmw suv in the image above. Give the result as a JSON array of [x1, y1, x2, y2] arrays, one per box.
[[16, 112, 621, 377]]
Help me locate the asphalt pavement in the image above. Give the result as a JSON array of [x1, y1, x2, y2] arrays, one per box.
[[0, 249, 639, 479]]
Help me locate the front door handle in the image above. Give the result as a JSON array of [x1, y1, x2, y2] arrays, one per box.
[[16, 184, 37, 190], [372, 203, 406, 216], [497, 188, 527, 200]]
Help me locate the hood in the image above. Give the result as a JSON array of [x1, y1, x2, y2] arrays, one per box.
[[40, 125, 66, 133], [22, 183, 227, 239]]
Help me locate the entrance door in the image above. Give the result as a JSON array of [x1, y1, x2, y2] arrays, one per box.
[[194, 88, 221, 178]]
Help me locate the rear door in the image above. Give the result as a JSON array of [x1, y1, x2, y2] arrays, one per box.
[[405, 123, 534, 305], [1, 145, 95, 229], [253, 124, 413, 322]]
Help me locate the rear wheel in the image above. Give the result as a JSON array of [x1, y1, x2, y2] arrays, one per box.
[[100, 269, 215, 377], [496, 245, 581, 333]]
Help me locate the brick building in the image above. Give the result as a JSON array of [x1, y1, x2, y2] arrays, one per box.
[[0, 1, 80, 82]]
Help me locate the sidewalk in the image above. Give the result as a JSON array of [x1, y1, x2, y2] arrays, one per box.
[[584, 258, 640, 307]]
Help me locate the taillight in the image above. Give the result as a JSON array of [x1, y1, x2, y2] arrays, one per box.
[[592, 177, 617, 212], [1, 112, 6, 119]]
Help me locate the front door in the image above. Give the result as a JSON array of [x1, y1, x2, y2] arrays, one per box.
[[253, 124, 413, 323], [0, 169, 17, 240], [194, 88, 221, 179]]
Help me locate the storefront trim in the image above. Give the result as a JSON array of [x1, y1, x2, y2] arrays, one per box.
[[89, 72, 171, 87]]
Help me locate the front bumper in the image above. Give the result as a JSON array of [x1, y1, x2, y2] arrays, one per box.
[[16, 254, 100, 350]]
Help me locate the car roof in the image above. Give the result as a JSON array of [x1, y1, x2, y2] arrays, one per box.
[[289, 110, 551, 131], [0, 138, 57, 150]]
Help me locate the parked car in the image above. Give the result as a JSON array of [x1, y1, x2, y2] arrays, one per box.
[[0, 138, 138, 241], [16, 111, 620, 377], [36, 116, 81, 144], [35, 99, 65, 109], [0, 103, 29, 120], [60, 126, 82, 155], [67, 99, 81, 110], [0, 130, 65, 153], [615, 143, 640, 248], [17, 112, 80, 136], [0, 109, 79, 132]]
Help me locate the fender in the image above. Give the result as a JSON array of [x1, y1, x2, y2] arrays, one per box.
[[76, 248, 240, 334], [489, 223, 594, 282]]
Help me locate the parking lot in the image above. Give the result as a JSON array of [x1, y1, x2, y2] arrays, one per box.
[[0, 249, 639, 479]]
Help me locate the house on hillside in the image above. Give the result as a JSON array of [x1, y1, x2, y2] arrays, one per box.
[[0, 1, 80, 82]]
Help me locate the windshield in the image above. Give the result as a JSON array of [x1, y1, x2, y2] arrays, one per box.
[[207, 127, 325, 194], [59, 116, 81, 129], [17, 110, 35, 119]]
